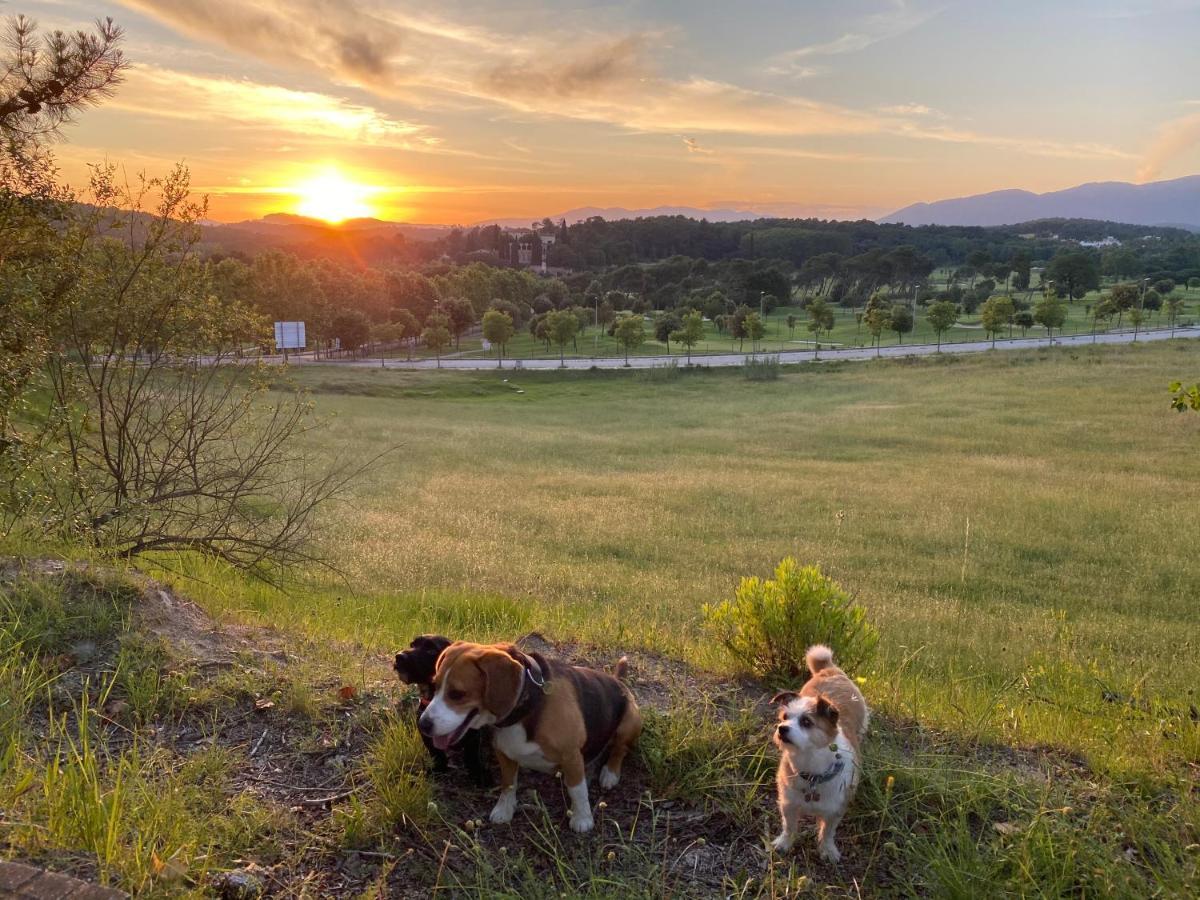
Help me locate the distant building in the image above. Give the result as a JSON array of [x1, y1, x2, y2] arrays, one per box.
[[1078, 236, 1121, 248], [510, 232, 556, 271]]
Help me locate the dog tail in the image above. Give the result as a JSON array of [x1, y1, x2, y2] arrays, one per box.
[[614, 656, 630, 680], [806, 644, 835, 675]]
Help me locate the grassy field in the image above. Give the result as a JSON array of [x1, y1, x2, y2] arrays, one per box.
[[3, 341, 1199, 896], [376, 285, 1200, 363]]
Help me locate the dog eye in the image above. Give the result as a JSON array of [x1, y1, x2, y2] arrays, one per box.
[[447, 689, 466, 702], [799, 716, 813, 728]]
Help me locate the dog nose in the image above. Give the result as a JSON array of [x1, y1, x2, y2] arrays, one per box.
[[777, 724, 790, 738], [418, 711, 434, 736]]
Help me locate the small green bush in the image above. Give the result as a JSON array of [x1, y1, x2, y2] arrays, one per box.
[[703, 557, 877, 682]]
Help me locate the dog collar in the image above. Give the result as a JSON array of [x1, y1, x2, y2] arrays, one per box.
[[495, 650, 548, 728], [797, 757, 845, 786]]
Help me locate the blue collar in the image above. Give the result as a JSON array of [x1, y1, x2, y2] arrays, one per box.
[[797, 757, 845, 786]]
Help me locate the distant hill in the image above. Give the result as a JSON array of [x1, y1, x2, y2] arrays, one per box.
[[223, 213, 448, 241], [477, 205, 764, 228], [881, 175, 1200, 229]]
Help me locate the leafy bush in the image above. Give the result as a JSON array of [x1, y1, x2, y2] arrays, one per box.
[[703, 557, 877, 682]]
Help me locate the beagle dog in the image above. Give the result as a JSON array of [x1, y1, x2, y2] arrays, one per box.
[[418, 641, 642, 833], [393, 634, 491, 786]]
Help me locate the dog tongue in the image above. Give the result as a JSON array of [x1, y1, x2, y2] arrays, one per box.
[[432, 732, 454, 751]]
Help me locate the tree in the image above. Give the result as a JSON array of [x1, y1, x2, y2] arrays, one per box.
[[1128, 307, 1145, 340], [730, 304, 752, 350], [0, 16, 127, 149], [806, 297, 834, 357], [1044, 251, 1100, 300], [423, 312, 452, 367], [671, 310, 705, 365], [888, 304, 914, 345], [1165, 294, 1185, 335], [392, 308, 419, 359], [926, 300, 959, 350], [10, 166, 362, 576], [786, 313, 797, 337], [653, 310, 682, 353], [979, 295, 1014, 348], [1010, 251, 1032, 291], [481, 309, 514, 367], [1169, 381, 1200, 412], [1014, 309, 1035, 336], [1033, 292, 1067, 339], [863, 291, 890, 355], [613, 314, 645, 365], [1092, 296, 1116, 341], [331, 309, 371, 355], [442, 296, 475, 349], [1109, 282, 1140, 327], [544, 309, 579, 365], [744, 311, 766, 352]]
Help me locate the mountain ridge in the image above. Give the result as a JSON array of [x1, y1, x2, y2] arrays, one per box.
[[881, 175, 1200, 229]]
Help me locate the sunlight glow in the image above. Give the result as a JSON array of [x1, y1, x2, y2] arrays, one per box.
[[293, 168, 379, 223]]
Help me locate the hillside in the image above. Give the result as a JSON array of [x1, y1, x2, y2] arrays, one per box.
[[881, 175, 1200, 229]]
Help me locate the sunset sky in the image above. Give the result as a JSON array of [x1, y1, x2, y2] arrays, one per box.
[[26, 0, 1200, 224]]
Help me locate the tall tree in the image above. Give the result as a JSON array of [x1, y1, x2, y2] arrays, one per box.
[[979, 295, 1014, 348], [1045, 251, 1100, 300], [1033, 292, 1067, 339], [888, 304, 914, 345], [423, 312, 452, 368], [613, 314, 646, 365], [442, 296, 475, 349], [545, 309, 579, 365], [863, 291, 890, 355], [671, 310, 705, 365], [481, 309, 514, 367], [926, 300, 959, 350], [744, 311, 766, 352], [806, 297, 834, 357]]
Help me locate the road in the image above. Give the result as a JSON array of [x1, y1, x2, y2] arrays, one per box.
[[261, 325, 1199, 371]]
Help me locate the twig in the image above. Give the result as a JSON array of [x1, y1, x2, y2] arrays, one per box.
[[295, 787, 359, 807], [249, 728, 268, 757]]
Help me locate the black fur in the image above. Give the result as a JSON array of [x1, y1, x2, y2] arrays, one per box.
[[393, 634, 491, 787]]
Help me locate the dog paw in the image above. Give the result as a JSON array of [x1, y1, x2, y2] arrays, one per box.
[[819, 842, 841, 864], [489, 792, 517, 824], [569, 811, 595, 833], [599, 766, 620, 789], [771, 833, 794, 853]]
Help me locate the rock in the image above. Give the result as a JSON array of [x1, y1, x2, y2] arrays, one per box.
[[211, 866, 265, 899]]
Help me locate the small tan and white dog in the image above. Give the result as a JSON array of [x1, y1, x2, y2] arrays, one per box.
[[770, 644, 869, 862]]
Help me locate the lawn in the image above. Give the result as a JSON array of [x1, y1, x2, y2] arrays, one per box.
[[4, 341, 1198, 896], [180, 341, 1200, 774]]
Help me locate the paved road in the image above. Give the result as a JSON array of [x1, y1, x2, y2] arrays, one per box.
[[264, 325, 1200, 371]]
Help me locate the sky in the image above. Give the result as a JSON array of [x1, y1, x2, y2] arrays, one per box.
[[18, 0, 1200, 224]]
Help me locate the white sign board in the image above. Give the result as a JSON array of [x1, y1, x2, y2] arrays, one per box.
[[274, 321, 306, 350]]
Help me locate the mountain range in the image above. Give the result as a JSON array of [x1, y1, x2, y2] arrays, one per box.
[[476, 205, 764, 227], [880, 175, 1200, 230]]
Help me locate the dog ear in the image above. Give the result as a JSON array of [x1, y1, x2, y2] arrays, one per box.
[[815, 696, 840, 727], [476, 649, 524, 719], [771, 691, 799, 706]]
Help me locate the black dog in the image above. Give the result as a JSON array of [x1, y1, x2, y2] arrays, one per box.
[[393, 634, 491, 787]]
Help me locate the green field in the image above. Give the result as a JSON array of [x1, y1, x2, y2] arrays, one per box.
[[378, 285, 1200, 363], [4, 341, 1199, 896]]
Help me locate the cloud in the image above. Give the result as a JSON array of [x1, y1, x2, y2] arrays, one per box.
[[878, 102, 945, 118], [116, 0, 1132, 162], [682, 137, 714, 155], [109, 64, 433, 146], [765, 1, 943, 73], [1137, 110, 1200, 181]]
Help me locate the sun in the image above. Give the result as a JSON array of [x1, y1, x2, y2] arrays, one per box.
[[293, 168, 378, 223]]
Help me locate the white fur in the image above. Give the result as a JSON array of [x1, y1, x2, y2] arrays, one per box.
[[567, 779, 593, 833], [489, 787, 518, 824], [598, 765, 619, 789], [773, 695, 861, 862], [494, 724, 556, 773], [419, 679, 496, 743]]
